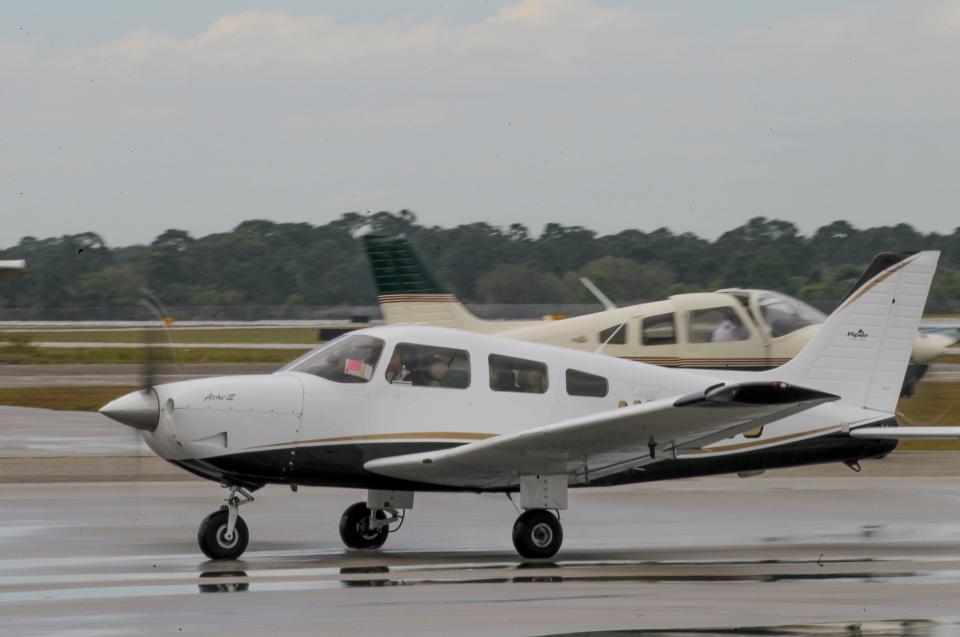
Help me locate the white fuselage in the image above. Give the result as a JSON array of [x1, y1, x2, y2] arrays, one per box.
[[138, 325, 895, 490]]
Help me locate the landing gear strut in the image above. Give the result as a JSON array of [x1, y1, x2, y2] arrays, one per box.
[[512, 474, 567, 559], [512, 509, 563, 559], [198, 486, 254, 560]]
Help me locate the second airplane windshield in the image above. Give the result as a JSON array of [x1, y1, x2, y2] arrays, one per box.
[[756, 292, 826, 338]]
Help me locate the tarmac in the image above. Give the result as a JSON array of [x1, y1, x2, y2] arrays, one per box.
[[0, 362, 280, 388], [4, 477, 960, 635], [4, 410, 960, 634]]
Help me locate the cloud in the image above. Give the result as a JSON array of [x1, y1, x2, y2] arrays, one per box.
[[1, 0, 959, 245]]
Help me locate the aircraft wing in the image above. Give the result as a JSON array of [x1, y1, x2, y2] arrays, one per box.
[[364, 382, 838, 489]]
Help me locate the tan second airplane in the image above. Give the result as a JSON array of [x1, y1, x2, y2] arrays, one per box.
[[363, 235, 955, 394], [101, 251, 960, 560]]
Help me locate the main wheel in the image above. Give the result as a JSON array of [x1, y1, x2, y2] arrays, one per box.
[[198, 510, 249, 560], [512, 509, 563, 559], [339, 502, 389, 550]]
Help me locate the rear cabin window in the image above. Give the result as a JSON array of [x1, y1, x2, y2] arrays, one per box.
[[641, 313, 676, 346], [565, 369, 608, 398], [489, 354, 548, 394], [599, 324, 627, 345], [688, 307, 750, 344], [288, 334, 384, 383], [385, 343, 470, 389]]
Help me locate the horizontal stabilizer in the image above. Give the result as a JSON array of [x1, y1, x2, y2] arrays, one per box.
[[849, 426, 960, 440]]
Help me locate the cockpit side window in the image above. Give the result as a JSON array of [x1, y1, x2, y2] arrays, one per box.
[[599, 324, 627, 345], [688, 307, 750, 344], [287, 334, 384, 383], [489, 354, 548, 394], [385, 343, 471, 389], [641, 313, 676, 346], [756, 292, 827, 338]]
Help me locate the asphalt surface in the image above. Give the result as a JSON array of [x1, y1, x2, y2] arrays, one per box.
[[0, 362, 280, 387], [4, 384, 960, 635], [3, 478, 960, 636]]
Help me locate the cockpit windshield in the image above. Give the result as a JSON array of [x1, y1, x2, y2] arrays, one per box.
[[281, 334, 385, 383], [755, 292, 827, 338]]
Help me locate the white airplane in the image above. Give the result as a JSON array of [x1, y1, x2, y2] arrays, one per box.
[[362, 235, 955, 394], [101, 250, 960, 560]]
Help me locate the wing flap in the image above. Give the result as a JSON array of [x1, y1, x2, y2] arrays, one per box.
[[365, 382, 837, 489]]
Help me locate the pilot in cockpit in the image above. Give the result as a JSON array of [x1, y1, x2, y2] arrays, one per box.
[[385, 349, 411, 384], [423, 353, 450, 387]]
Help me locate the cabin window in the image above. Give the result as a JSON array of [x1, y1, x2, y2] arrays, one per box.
[[687, 307, 750, 344], [641, 313, 676, 346], [385, 343, 470, 389], [599, 324, 627, 345], [489, 354, 548, 394], [287, 334, 384, 383], [565, 369, 608, 398]]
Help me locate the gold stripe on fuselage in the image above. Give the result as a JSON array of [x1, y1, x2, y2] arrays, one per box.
[[253, 431, 495, 449]]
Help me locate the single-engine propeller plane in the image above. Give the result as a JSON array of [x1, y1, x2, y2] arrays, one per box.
[[101, 250, 960, 560]]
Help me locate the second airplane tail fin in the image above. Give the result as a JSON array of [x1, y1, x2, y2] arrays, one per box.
[[362, 234, 493, 331], [767, 251, 940, 414]]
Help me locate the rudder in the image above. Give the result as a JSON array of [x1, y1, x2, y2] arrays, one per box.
[[767, 251, 940, 413]]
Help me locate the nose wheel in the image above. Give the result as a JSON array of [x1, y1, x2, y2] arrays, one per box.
[[198, 486, 254, 560], [339, 501, 390, 550], [512, 509, 563, 559]]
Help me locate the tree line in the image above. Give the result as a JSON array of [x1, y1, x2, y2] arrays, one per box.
[[1, 211, 959, 319]]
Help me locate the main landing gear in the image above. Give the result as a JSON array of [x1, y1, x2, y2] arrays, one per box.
[[198, 485, 254, 560], [511, 473, 568, 560], [339, 502, 390, 549], [512, 509, 563, 559], [338, 490, 412, 551]]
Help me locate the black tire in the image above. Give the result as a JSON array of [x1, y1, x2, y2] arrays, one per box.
[[339, 502, 389, 550], [512, 509, 563, 559], [198, 510, 249, 560]]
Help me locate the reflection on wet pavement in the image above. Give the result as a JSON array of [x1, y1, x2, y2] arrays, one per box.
[[6, 480, 960, 636], [543, 619, 949, 636]]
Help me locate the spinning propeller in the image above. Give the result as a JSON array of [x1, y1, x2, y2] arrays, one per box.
[[99, 289, 176, 432]]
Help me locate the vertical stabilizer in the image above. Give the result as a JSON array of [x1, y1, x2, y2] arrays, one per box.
[[767, 251, 939, 413], [362, 234, 502, 331]]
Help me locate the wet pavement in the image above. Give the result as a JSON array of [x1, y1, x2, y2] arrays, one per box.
[[3, 479, 960, 635], [0, 405, 148, 456]]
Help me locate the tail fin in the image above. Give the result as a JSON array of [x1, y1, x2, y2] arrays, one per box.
[[362, 234, 492, 331], [769, 251, 940, 413]]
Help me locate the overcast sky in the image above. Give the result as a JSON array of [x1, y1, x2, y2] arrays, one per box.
[[2, 1, 958, 247]]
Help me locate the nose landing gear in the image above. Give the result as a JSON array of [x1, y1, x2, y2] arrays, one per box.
[[198, 486, 254, 560]]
